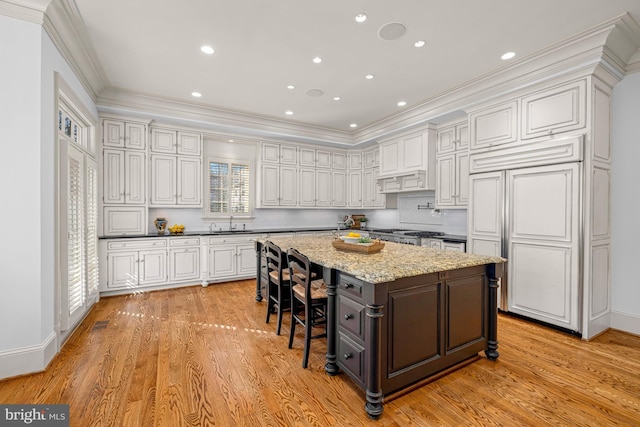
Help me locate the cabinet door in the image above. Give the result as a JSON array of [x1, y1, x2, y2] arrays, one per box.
[[125, 123, 146, 150], [261, 143, 280, 163], [521, 80, 586, 140], [151, 129, 176, 153], [443, 242, 465, 252], [107, 251, 138, 288], [373, 169, 385, 207], [316, 169, 332, 207], [139, 250, 167, 285], [103, 149, 125, 204], [457, 123, 469, 150], [169, 247, 200, 282], [348, 170, 362, 207], [379, 141, 400, 175], [468, 171, 504, 257], [103, 206, 146, 236], [298, 168, 316, 207], [364, 149, 378, 168], [456, 152, 470, 206], [260, 164, 280, 206], [237, 243, 256, 276], [436, 154, 456, 207], [349, 152, 362, 169], [363, 169, 375, 207], [151, 155, 177, 205], [437, 125, 457, 154], [316, 150, 332, 168], [177, 157, 202, 205], [402, 133, 425, 170], [125, 151, 146, 204], [177, 131, 201, 156], [332, 170, 347, 207], [299, 148, 316, 167], [429, 239, 443, 249], [103, 120, 125, 148], [469, 101, 518, 150], [332, 151, 347, 169], [209, 245, 237, 278], [279, 166, 297, 206], [280, 145, 298, 165]]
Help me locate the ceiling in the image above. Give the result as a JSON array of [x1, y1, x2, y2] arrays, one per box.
[[74, 0, 640, 134]]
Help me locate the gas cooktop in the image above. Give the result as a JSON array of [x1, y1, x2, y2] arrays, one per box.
[[368, 229, 444, 237]]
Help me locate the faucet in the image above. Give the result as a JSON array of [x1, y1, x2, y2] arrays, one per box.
[[209, 223, 216, 233], [229, 216, 236, 231]]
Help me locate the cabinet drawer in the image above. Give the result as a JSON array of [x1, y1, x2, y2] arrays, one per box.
[[169, 237, 200, 247], [338, 295, 365, 340], [338, 333, 365, 385], [209, 235, 258, 245], [338, 273, 363, 301], [107, 239, 167, 250]]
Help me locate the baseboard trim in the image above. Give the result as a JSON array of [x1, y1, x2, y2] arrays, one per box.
[[0, 331, 58, 380], [610, 310, 640, 336]]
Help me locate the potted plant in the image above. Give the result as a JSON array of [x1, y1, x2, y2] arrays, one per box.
[[359, 216, 368, 230]]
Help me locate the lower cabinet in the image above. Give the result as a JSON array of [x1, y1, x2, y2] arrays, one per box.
[[206, 236, 261, 283], [103, 239, 168, 289], [168, 238, 201, 282], [422, 239, 466, 252]]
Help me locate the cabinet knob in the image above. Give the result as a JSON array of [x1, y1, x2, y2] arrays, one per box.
[[344, 313, 353, 320], [344, 353, 352, 360]]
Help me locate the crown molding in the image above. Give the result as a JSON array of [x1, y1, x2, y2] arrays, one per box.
[[0, 0, 49, 23], [42, 0, 109, 101]]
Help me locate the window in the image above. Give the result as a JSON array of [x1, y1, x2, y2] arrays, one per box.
[[205, 156, 253, 218]]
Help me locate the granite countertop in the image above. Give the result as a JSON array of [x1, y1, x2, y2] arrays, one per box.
[[263, 236, 505, 284]]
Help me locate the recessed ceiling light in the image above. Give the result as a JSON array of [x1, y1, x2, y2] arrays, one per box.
[[350, 123, 358, 128], [365, 74, 375, 80], [191, 92, 202, 98], [501, 51, 516, 60], [414, 40, 426, 48], [355, 13, 367, 23], [287, 85, 295, 90], [285, 111, 293, 116], [312, 56, 322, 64], [397, 101, 407, 107], [333, 96, 341, 101], [200, 45, 214, 55], [228, 139, 234, 143]]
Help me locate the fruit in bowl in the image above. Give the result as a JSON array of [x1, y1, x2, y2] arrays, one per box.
[[168, 224, 185, 234], [340, 231, 361, 244]]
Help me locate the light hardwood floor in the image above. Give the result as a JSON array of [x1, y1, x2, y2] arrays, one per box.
[[1, 280, 639, 426]]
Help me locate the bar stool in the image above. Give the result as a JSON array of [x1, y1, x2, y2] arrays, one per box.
[[264, 241, 291, 335], [286, 247, 328, 368]]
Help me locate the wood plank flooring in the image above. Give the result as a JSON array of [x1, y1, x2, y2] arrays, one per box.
[[1, 279, 639, 426]]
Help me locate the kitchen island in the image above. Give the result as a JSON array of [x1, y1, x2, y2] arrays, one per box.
[[256, 236, 506, 419]]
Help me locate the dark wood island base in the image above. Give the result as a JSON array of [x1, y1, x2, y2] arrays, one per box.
[[255, 237, 505, 419]]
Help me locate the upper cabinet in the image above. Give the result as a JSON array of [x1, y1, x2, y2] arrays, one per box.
[[437, 121, 469, 154], [103, 119, 147, 150], [151, 128, 202, 156], [299, 147, 331, 168], [521, 79, 586, 140], [435, 120, 469, 209], [377, 125, 437, 193], [261, 142, 297, 165], [469, 100, 519, 151]]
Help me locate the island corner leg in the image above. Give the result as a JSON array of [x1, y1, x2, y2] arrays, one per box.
[[254, 241, 263, 302], [365, 303, 384, 419], [485, 262, 502, 360], [324, 267, 339, 376]]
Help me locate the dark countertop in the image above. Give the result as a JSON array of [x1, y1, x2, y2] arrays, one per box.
[[440, 234, 467, 243], [98, 227, 341, 240]]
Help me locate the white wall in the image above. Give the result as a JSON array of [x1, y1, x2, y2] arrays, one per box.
[[611, 71, 640, 333], [0, 13, 97, 378]]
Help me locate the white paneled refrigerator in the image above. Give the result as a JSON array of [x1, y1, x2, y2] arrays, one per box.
[[468, 136, 583, 333]]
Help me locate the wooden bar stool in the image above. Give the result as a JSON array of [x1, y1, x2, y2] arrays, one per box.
[[264, 241, 291, 335], [286, 247, 328, 368]]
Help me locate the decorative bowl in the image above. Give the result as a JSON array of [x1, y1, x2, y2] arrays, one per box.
[[340, 236, 360, 244]]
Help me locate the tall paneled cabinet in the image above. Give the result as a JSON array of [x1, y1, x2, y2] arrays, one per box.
[[466, 69, 614, 339]]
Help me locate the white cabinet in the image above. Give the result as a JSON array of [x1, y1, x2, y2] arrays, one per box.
[[521, 79, 587, 140], [103, 206, 146, 236], [260, 164, 297, 207], [168, 237, 200, 282], [436, 151, 469, 208], [377, 126, 437, 192], [363, 148, 379, 168], [207, 236, 257, 281], [363, 169, 385, 208], [348, 152, 362, 169], [332, 151, 348, 169], [261, 142, 297, 164], [150, 128, 202, 156], [299, 168, 331, 207], [103, 239, 168, 290], [299, 147, 331, 168], [469, 100, 518, 151], [102, 119, 147, 150], [348, 170, 362, 207], [421, 238, 466, 252], [437, 122, 469, 154], [332, 170, 347, 207], [150, 154, 202, 206], [103, 149, 146, 204]]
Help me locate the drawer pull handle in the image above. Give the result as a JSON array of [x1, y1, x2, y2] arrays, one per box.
[[344, 314, 353, 320], [343, 283, 353, 289], [344, 353, 352, 360]]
